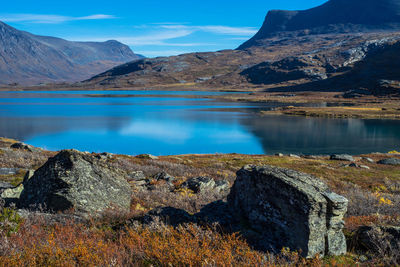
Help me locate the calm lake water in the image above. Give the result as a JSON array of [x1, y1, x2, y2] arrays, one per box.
[[0, 90, 399, 155]]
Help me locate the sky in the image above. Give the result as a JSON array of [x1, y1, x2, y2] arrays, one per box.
[[1, 0, 327, 58]]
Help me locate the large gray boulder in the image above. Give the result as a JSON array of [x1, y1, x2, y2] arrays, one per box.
[[19, 150, 131, 215], [228, 165, 348, 258]]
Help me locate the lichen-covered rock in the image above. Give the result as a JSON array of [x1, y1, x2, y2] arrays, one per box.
[[181, 177, 216, 193], [1, 184, 24, 199], [353, 225, 400, 256], [228, 165, 348, 258], [330, 154, 355, 161], [154, 172, 175, 182], [136, 154, 158, 160], [19, 150, 131, 215]]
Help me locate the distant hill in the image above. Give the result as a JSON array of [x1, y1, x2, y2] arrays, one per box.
[[0, 21, 142, 85], [240, 0, 400, 49]]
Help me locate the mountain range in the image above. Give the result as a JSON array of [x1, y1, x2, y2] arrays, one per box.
[[3, 0, 400, 95], [0, 21, 142, 85], [81, 0, 400, 95]]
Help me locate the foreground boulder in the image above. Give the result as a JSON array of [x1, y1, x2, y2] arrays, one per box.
[[19, 150, 131, 215], [228, 165, 348, 258]]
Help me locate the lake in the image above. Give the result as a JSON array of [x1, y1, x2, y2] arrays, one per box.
[[0, 90, 399, 155]]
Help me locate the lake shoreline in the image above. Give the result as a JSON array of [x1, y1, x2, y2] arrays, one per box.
[[2, 86, 400, 120]]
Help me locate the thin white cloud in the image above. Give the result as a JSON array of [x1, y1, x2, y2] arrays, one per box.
[[160, 24, 257, 36], [0, 13, 116, 24], [70, 29, 216, 47], [72, 30, 197, 46], [134, 50, 195, 57]]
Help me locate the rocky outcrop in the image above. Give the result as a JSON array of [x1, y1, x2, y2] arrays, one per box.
[[228, 165, 348, 258], [19, 150, 131, 215], [240, 57, 328, 85], [240, 0, 400, 49]]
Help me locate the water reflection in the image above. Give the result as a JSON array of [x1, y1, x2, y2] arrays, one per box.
[[242, 115, 400, 155], [0, 91, 399, 155]]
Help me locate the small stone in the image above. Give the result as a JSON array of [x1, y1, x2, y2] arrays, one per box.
[[330, 154, 355, 162], [128, 171, 146, 182], [378, 158, 400, 165], [153, 172, 175, 182], [359, 165, 370, 170], [181, 177, 216, 193], [136, 154, 159, 160], [214, 180, 230, 192], [362, 157, 374, 163], [96, 152, 114, 160], [0, 168, 18, 175], [1, 184, 24, 199], [275, 153, 284, 157], [302, 155, 318, 159]]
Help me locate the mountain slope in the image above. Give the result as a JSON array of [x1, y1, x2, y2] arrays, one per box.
[[81, 0, 400, 96], [240, 0, 400, 49], [0, 21, 142, 85]]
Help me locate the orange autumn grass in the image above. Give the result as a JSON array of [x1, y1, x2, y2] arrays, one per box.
[[0, 217, 346, 267]]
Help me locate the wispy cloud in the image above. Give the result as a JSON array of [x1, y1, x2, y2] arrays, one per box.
[[158, 24, 257, 36], [133, 23, 257, 36], [70, 29, 215, 47], [0, 13, 116, 24], [73, 30, 199, 46], [134, 50, 195, 57]]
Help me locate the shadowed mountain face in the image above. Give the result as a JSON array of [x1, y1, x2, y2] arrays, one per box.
[[0, 21, 142, 85], [240, 0, 400, 49]]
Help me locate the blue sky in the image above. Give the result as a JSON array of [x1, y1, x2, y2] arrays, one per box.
[[1, 0, 327, 57]]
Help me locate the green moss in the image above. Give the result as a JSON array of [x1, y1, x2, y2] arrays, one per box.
[[0, 207, 23, 236]]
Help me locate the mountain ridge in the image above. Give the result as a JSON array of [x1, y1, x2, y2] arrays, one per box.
[[240, 0, 400, 49], [0, 21, 142, 85]]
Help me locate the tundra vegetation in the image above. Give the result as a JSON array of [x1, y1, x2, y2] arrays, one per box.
[[0, 137, 399, 266]]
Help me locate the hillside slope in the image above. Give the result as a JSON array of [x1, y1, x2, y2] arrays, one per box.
[[0, 21, 142, 85]]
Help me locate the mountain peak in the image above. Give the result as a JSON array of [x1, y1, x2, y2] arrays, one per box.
[[240, 0, 400, 49], [0, 21, 142, 85]]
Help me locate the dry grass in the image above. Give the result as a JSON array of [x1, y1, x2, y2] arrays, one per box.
[[0, 138, 399, 265], [0, 213, 359, 267]]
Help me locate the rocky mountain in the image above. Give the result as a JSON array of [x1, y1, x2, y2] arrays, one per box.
[[81, 0, 400, 96], [0, 21, 142, 85], [240, 0, 400, 49]]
